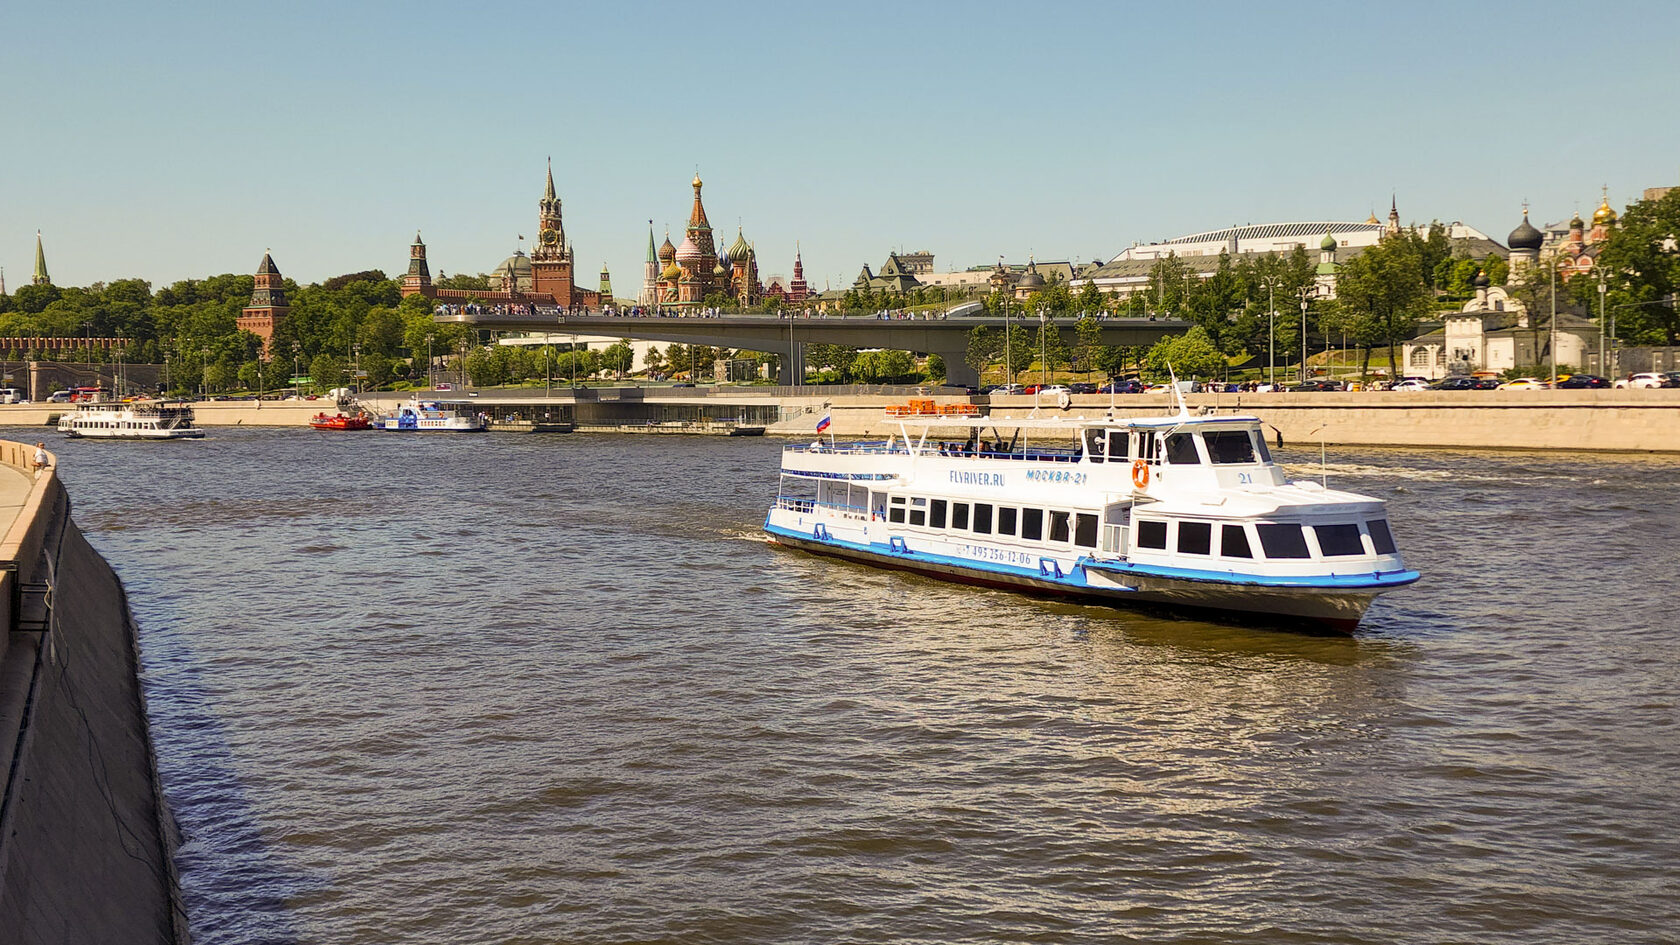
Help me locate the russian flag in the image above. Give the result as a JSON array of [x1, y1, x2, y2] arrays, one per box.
[[815, 413, 832, 433]]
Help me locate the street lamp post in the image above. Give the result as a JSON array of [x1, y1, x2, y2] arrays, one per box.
[[1299, 285, 1315, 385], [1596, 269, 1609, 376], [1548, 261, 1560, 387], [1264, 278, 1276, 388]]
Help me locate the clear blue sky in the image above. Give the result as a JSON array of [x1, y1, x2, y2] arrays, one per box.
[[4, 1, 1677, 295]]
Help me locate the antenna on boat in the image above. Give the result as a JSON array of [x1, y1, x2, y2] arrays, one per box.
[[1166, 362, 1191, 420], [1307, 424, 1327, 487]]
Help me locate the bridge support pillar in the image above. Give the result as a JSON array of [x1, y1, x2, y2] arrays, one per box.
[[777, 342, 806, 386], [936, 345, 978, 389]]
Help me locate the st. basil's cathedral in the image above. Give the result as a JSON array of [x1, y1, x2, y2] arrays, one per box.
[[643, 174, 775, 311]]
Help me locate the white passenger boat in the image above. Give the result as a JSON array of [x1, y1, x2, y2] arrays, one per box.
[[763, 399, 1418, 632], [56, 400, 205, 439], [380, 399, 487, 432]]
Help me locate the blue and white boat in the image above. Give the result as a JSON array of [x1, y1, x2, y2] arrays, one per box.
[[380, 398, 486, 432], [763, 400, 1418, 632]]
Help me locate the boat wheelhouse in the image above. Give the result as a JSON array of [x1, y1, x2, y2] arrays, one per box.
[[379, 399, 486, 432], [56, 400, 205, 440], [763, 404, 1417, 632]]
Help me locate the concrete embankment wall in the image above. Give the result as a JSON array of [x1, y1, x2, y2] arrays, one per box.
[[0, 444, 188, 943], [793, 390, 1680, 453], [0, 401, 325, 428]]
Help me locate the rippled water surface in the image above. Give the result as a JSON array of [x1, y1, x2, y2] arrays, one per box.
[[16, 425, 1680, 944]]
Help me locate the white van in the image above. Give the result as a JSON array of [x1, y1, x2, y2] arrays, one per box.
[[0, 388, 26, 404]]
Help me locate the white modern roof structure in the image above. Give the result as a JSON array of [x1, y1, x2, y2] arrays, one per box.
[[1110, 220, 1498, 263]]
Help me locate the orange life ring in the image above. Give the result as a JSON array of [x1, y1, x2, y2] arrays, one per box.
[[1132, 459, 1150, 489]]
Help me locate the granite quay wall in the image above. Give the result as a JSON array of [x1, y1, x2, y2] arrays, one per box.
[[792, 389, 1680, 453], [0, 400, 328, 427], [0, 442, 188, 943]]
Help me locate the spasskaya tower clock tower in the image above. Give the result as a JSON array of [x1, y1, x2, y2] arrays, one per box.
[[530, 158, 575, 305]]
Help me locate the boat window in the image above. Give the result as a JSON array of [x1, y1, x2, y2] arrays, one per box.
[[1205, 430, 1257, 464], [1176, 521, 1211, 554], [952, 502, 970, 530], [909, 497, 927, 527], [997, 506, 1018, 536], [889, 495, 906, 524], [1253, 432, 1273, 463], [1074, 513, 1098, 548], [1257, 523, 1311, 559], [1107, 430, 1129, 460], [1221, 524, 1253, 558], [1136, 431, 1158, 463], [1021, 508, 1044, 541], [1083, 429, 1106, 463], [1137, 519, 1168, 549], [1315, 523, 1365, 557], [1049, 510, 1071, 543], [973, 503, 993, 534], [930, 499, 948, 529], [1367, 519, 1397, 555], [1165, 433, 1201, 465]]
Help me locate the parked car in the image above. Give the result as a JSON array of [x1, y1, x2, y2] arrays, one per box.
[[46, 390, 72, 403], [1390, 378, 1430, 392], [1497, 377, 1550, 390], [1038, 385, 1071, 396], [1558, 374, 1611, 389], [1288, 379, 1345, 392], [1068, 382, 1099, 394], [1664, 371, 1680, 388], [1615, 373, 1666, 389], [1430, 376, 1480, 391], [1472, 377, 1502, 390], [1099, 379, 1145, 394]]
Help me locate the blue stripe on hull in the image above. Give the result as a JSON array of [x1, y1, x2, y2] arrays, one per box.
[[762, 522, 1390, 633]]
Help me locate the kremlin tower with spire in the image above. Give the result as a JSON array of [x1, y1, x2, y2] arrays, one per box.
[[400, 161, 599, 310]]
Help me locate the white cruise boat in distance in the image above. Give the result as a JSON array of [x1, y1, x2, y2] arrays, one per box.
[[380, 398, 486, 432], [57, 400, 205, 439], [764, 399, 1418, 632]]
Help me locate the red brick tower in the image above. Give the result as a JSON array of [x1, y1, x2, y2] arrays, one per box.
[[530, 159, 575, 306], [400, 232, 434, 298], [238, 253, 289, 355], [788, 242, 809, 303]]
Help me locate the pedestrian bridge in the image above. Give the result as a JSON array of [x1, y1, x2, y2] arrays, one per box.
[[430, 310, 1191, 387]]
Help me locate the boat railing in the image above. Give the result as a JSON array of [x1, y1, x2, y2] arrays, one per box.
[[785, 443, 909, 456], [774, 496, 870, 520], [1101, 523, 1129, 556]]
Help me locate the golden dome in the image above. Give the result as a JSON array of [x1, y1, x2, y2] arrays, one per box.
[[1592, 197, 1617, 226], [692, 173, 703, 189], [1365, 211, 1380, 225], [660, 262, 682, 281]]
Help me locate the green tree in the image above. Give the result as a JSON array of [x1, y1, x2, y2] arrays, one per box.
[[309, 353, 347, 392], [964, 326, 998, 377], [1143, 326, 1226, 382], [924, 352, 946, 381], [1034, 314, 1069, 378], [600, 340, 635, 378], [1597, 188, 1680, 344], [1073, 316, 1104, 377], [1335, 232, 1431, 379]]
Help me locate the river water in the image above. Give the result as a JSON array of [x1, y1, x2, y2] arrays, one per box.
[[16, 425, 1680, 944]]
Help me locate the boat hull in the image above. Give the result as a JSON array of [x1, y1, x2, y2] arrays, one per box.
[[764, 523, 1407, 634]]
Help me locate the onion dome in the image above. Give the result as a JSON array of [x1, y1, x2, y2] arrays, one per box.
[[1593, 196, 1618, 226], [1472, 269, 1490, 288], [1365, 211, 1380, 225], [728, 227, 752, 261], [659, 233, 676, 262], [675, 236, 702, 264], [1507, 209, 1544, 251], [712, 261, 727, 277], [660, 262, 682, 281], [1320, 232, 1338, 251], [1570, 211, 1585, 230]]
